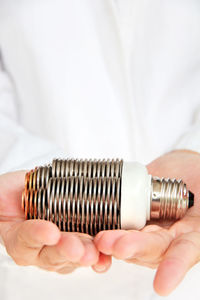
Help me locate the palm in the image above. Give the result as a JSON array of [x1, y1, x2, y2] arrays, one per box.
[[94, 150, 200, 296]]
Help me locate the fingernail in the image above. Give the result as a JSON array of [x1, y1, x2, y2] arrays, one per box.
[[94, 265, 107, 272]]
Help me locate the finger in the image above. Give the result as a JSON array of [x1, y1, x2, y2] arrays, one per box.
[[39, 233, 85, 268], [113, 229, 172, 261], [154, 232, 200, 296], [2, 220, 60, 265], [94, 230, 128, 255], [0, 170, 26, 193], [94, 226, 167, 254], [0, 170, 27, 219], [95, 228, 173, 263], [92, 252, 112, 273], [79, 236, 99, 266]]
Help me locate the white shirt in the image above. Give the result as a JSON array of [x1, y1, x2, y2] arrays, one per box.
[[0, 1, 200, 299]]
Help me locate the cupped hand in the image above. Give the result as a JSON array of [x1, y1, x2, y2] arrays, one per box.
[[0, 171, 111, 274], [94, 150, 200, 296]]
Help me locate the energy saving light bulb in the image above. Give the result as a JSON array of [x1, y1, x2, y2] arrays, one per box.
[[22, 158, 194, 235]]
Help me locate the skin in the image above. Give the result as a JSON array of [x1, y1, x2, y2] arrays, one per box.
[[1, 149, 200, 296], [94, 149, 200, 296], [0, 171, 111, 274]]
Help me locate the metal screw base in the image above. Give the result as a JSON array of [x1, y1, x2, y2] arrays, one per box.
[[151, 177, 194, 220]]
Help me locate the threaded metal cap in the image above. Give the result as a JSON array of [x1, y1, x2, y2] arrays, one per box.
[[150, 177, 193, 220]]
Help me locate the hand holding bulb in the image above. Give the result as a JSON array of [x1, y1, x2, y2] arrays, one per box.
[[20, 150, 198, 293], [0, 171, 111, 274], [0, 149, 199, 296], [94, 149, 200, 296]]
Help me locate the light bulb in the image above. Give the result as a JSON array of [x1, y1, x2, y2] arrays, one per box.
[[22, 158, 194, 235]]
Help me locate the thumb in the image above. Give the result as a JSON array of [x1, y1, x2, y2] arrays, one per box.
[[154, 231, 200, 296]]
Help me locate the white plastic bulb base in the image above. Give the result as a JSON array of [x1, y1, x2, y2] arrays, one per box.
[[121, 162, 152, 230]]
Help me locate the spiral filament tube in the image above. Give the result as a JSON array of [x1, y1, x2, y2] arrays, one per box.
[[22, 159, 122, 235], [22, 158, 194, 235]]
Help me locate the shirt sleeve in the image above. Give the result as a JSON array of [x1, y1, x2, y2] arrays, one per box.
[[0, 55, 65, 174], [173, 110, 200, 154]]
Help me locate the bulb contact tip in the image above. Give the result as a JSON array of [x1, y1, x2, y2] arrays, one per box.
[[189, 191, 194, 208]]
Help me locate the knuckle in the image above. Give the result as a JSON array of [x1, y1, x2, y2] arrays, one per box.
[[40, 257, 67, 269], [39, 246, 71, 268], [41, 257, 61, 268]]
